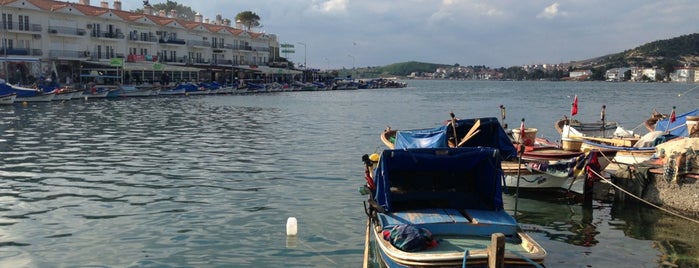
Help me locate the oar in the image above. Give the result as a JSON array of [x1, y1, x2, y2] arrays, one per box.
[[458, 129, 480, 147], [450, 112, 459, 146], [457, 119, 481, 147]]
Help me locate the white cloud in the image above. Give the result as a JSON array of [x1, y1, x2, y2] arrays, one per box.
[[537, 3, 568, 19], [311, 0, 348, 14]]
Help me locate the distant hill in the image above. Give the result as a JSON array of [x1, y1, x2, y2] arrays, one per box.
[[338, 33, 699, 78], [338, 61, 452, 78], [572, 33, 699, 69]]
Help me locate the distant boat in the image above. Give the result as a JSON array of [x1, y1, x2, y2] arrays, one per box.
[[0, 82, 55, 102], [0, 92, 17, 105]]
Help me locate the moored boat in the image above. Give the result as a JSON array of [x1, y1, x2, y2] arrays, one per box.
[[0, 92, 17, 105], [362, 147, 547, 267]]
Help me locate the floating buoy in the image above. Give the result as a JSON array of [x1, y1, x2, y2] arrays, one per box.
[[22, 101, 28, 106], [286, 217, 298, 236]]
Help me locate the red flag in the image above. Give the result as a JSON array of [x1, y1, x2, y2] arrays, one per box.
[[670, 106, 676, 123], [571, 95, 578, 116]]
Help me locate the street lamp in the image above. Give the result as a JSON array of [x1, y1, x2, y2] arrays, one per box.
[[297, 42, 306, 81], [347, 54, 355, 78]]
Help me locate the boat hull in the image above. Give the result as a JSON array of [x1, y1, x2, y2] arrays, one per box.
[[368, 211, 546, 267]]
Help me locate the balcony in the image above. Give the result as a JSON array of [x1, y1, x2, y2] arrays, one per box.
[[48, 26, 86, 36], [2, 23, 42, 32], [158, 38, 186, 46], [92, 32, 125, 40], [224, 44, 253, 51], [187, 40, 211, 48], [128, 35, 158, 43], [0, 48, 43, 56], [49, 50, 89, 58], [253, 47, 270, 52], [212, 59, 233, 66]]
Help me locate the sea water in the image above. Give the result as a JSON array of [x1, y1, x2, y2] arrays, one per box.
[[0, 80, 697, 267]]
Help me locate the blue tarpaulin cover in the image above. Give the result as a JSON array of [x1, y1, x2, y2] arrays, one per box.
[[394, 126, 448, 149], [373, 147, 504, 213], [391, 117, 516, 160], [654, 109, 699, 137]]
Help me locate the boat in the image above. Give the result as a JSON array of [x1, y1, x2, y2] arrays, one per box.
[[2, 83, 56, 102], [555, 116, 618, 137], [0, 92, 17, 105], [362, 147, 547, 267], [158, 87, 186, 96], [82, 85, 116, 99], [116, 84, 158, 97], [53, 87, 82, 101]]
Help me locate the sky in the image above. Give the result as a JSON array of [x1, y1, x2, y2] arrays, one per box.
[[119, 0, 699, 70]]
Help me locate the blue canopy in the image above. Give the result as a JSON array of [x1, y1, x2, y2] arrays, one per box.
[[654, 109, 699, 137], [449, 117, 517, 159], [373, 147, 505, 213], [394, 125, 448, 149], [390, 117, 517, 160]]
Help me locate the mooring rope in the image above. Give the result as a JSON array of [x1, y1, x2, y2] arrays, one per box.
[[587, 168, 699, 225]]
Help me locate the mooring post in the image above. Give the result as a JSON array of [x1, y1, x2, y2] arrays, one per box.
[[583, 171, 593, 208], [488, 233, 505, 268]]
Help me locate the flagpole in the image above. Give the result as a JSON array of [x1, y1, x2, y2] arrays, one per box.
[[665, 106, 676, 133]]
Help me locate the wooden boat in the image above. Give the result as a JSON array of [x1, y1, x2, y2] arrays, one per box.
[[363, 147, 546, 267], [579, 137, 657, 165], [502, 149, 613, 195], [554, 116, 618, 137]]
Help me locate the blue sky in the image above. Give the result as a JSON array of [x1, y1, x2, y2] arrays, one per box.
[[121, 0, 699, 69]]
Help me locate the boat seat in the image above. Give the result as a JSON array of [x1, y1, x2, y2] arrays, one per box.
[[377, 208, 518, 236]]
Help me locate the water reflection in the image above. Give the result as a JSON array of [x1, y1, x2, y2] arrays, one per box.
[[505, 193, 699, 267]]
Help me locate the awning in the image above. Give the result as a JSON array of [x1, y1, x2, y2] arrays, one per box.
[[123, 62, 202, 72], [81, 61, 202, 72], [0, 56, 41, 62], [233, 65, 302, 75]]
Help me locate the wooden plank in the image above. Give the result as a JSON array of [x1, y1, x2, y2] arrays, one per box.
[[488, 233, 505, 268]]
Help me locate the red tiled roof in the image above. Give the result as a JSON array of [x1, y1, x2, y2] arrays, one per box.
[[1, 0, 261, 37]]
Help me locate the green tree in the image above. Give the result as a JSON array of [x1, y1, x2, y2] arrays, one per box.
[[235, 11, 261, 31], [133, 0, 197, 20]]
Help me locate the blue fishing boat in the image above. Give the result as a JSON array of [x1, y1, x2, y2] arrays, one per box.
[[0, 80, 55, 102], [362, 147, 546, 267]]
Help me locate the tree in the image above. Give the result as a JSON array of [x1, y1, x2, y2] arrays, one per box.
[[235, 11, 261, 31], [133, 0, 197, 20]]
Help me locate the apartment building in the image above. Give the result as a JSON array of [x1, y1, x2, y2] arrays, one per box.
[[0, 0, 283, 85]]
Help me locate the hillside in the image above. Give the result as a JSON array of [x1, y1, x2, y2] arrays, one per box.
[[338, 61, 452, 78], [574, 33, 699, 69], [338, 33, 699, 78]]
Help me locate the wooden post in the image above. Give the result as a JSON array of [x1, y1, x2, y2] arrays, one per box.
[[488, 233, 505, 268], [583, 171, 594, 208]]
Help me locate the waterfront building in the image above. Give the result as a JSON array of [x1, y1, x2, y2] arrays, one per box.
[[0, 0, 296, 86]]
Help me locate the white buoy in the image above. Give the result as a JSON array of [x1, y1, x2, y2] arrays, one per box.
[[286, 217, 298, 236]]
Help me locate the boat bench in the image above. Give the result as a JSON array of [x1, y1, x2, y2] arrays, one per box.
[[377, 208, 518, 236]]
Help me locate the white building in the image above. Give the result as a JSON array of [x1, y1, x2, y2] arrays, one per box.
[[0, 0, 288, 85]]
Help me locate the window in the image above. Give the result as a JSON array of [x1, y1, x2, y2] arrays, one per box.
[[18, 15, 24, 31]]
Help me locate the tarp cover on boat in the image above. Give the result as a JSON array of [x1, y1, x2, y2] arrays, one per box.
[[392, 117, 517, 159], [394, 126, 448, 149], [373, 147, 505, 213], [450, 117, 517, 159], [654, 109, 699, 137]]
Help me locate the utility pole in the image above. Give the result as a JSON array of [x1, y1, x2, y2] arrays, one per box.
[[297, 42, 306, 82]]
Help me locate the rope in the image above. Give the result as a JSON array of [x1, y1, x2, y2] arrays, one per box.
[[587, 168, 699, 224], [461, 250, 469, 268]]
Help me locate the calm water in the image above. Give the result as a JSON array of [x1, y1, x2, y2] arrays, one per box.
[[0, 80, 697, 267]]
